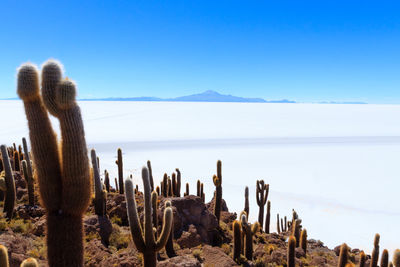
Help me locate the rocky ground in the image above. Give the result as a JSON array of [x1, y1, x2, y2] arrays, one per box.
[[0, 172, 373, 267]]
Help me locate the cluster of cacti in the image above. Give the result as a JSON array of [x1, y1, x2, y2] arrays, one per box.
[[256, 179, 269, 227], [125, 166, 173, 267], [17, 60, 91, 266], [213, 160, 222, 224]]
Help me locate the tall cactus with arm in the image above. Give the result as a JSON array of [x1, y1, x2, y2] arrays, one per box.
[[125, 167, 173, 267], [256, 180, 269, 227], [17, 60, 91, 267]]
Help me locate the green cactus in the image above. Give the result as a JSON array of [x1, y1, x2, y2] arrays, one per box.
[[359, 251, 366, 267], [104, 170, 110, 192], [125, 167, 173, 267], [256, 180, 269, 228], [370, 234, 380, 267], [265, 200, 271, 233], [147, 160, 154, 191], [17, 60, 91, 267], [232, 220, 241, 263], [0, 244, 9, 267], [165, 201, 176, 258], [244, 186, 249, 218], [241, 213, 259, 260], [13, 150, 20, 172], [91, 149, 105, 216], [277, 214, 281, 234], [381, 249, 389, 267], [22, 160, 35, 206], [1, 145, 16, 220], [20, 257, 39, 267], [175, 168, 181, 197], [394, 249, 400, 267], [338, 243, 349, 267], [115, 148, 124, 194], [300, 229, 307, 255], [288, 236, 296, 267]]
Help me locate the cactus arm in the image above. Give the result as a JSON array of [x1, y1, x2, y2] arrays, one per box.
[[55, 80, 91, 216], [155, 205, 173, 251], [125, 178, 146, 252], [256, 180, 262, 205], [1, 145, 16, 219], [141, 167, 156, 247], [263, 184, 269, 205], [17, 63, 62, 212], [41, 60, 63, 117]]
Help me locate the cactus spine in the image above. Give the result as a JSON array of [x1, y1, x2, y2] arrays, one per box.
[[1, 145, 16, 220], [241, 213, 259, 260], [370, 234, 380, 267], [116, 148, 124, 194], [256, 180, 269, 227], [338, 243, 349, 267], [288, 236, 296, 267], [125, 167, 173, 267], [91, 149, 105, 216], [232, 220, 241, 262], [18, 61, 91, 267], [265, 200, 271, 233], [300, 229, 307, 255]]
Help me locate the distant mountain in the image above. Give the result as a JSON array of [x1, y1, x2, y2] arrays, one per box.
[[81, 90, 295, 103]]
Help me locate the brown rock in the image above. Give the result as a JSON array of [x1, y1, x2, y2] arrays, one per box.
[[202, 245, 238, 267], [158, 255, 201, 267], [177, 224, 202, 248]]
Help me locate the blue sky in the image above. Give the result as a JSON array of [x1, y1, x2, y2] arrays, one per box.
[[1, 1, 400, 103]]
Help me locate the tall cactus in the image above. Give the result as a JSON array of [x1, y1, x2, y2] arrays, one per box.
[[17, 61, 91, 267], [125, 167, 173, 267], [338, 243, 349, 267], [175, 168, 181, 197], [232, 220, 241, 263], [381, 249, 389, 267], [244, 186, 249, 218], [265, 200, 271, 233], [256, 180, 269, 227], [370, 234, 380, 267], [300, 229, 307, 255], [91, 149, 105, 216], [277, 214, 281, 234], [241, 213, 259, 260], [288, 236, 296, 267], [147, 160, 154, 191], [1, 145, 16, 220], [213, 160, 222, 224], [104, 170, 110, 193], [115, 148, 124, 194]]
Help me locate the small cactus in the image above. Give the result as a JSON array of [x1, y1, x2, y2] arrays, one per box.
[[196, 180, 201, 197], [125, 167, 173, 267], [393, 249, 400, 267], [213, 160, 222, 223], [276, 213, 281, 234], [115, 177, 119, 192], [1, 145, 16, 220], [165, 201, 176, 258], [256, 180, 269, 227], [370, 234, 380, 267], [241, 213, 259, 260], [232, 220, 241, 262], [104, 170, 110, 192], [20, 258, 39, 267], [13, 150, 20, 172], [200, 183, 205, 202], [338, 243, 349, 267], [22, 160, 35, 206], [381, 249, 389, 267], [300, 229, 307, 255], [288, 236, 296, 267], [175, 168, 181, 197], [0, 245, 9, 267], [184, 183, 189, 196], [115, 148, 124, 194], [91, 149, 105, 216]]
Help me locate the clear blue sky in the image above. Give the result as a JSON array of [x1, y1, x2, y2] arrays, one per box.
[[1, 1, 400, 103]]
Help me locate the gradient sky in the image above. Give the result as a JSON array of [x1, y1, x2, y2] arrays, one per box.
[[1, 1, 400, 103]]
